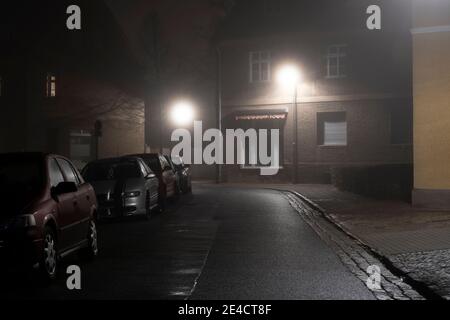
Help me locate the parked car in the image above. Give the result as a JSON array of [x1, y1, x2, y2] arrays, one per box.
[[166, 155, 192, 194], [129, 153, 177, 210], [0, 153, 98, 281], [82, 157, 159, 220]]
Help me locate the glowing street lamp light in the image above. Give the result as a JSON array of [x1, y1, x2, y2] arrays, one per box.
[[277, 64, 301, 184], [170, 101, 195, 126], [277, 64, 301, 89]]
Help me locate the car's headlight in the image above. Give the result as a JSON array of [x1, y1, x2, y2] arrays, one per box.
[[12, 215, 37, 228], [124, 191, 141, 198]]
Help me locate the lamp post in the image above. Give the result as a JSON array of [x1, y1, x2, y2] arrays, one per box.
[[277, 65, 300, 184]]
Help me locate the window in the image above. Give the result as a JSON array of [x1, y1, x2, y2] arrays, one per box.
[[160, 156, 171, 171], [390, 108, 412, 145], [46, 73, 56, 97], [83, 162, 141, 182], [48, 159, 65, 188], [138, 160, 150, 176], [325, 45, 347, 79], [57, 158, 80, 185], [250, 51, 272, 83], [318, 112, 347, 146]]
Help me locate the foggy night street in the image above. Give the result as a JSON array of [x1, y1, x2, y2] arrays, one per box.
[[2, 0, 450, 312], [0, 184, 375, 300]]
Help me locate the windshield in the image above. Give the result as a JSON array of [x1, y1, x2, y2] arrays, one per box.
[[171, 157, 184, 170], [0, 155, 44, 213], [83, 162, 142, 182], [141, 156, 161, 173]]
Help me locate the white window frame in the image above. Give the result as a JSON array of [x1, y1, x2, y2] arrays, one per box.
[[325, 44, 347, 79], [318, 112, 348, 146], [249, 51, 272, 83]]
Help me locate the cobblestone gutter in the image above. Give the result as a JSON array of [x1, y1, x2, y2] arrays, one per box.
[[389, 250, 450, 300], [284, 191, 432, 300]]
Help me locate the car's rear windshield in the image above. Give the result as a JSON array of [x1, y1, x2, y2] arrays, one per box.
[[0, 155, 44, 211], [83, 162, 142, 181], [171, 157, 184, 170]]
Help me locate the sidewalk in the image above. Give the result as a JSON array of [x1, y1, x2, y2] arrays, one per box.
[[222, 183, 450, 299]]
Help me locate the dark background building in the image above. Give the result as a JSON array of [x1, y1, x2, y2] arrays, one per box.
[[0, 0, 145, 169]]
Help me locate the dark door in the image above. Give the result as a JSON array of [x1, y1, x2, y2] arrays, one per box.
[[48, 158, 79, 251], [56, 158, 89, 247]]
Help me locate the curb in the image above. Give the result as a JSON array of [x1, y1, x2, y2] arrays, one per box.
[[277, 188, 444, 301]]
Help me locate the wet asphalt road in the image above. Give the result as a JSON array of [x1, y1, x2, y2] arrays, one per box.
[[1, 184, 374, 300]]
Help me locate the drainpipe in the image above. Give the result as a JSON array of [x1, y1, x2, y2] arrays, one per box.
[[216, 46, 223, 184]]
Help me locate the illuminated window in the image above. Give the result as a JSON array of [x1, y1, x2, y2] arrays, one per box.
[[325, 45, 347, 79], [250, 51, 272, 83], [46, 74, 56, 97]]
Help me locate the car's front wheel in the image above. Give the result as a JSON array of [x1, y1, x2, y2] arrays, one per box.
[[39, 226, 58, 282], [158, 191, 167, 213], [81, 220, 98, 260]]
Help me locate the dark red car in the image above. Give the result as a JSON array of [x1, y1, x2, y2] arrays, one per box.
[[0, 153, 98, 281]]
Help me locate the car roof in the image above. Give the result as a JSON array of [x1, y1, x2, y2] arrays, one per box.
[[86, 156, 143, 166], [129, 153, 160, 158], [0, 152, 68, 162]]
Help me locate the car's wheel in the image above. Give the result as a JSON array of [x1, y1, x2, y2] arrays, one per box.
[[39, 227, 58, 282], [172, 181, 181, 201], [183, 180, 191, 194], [175, 181, 181, 195], [81, 219, 98, 260], [158, 190, 167, 213]]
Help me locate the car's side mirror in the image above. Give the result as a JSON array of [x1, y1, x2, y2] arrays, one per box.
[[51, 182, 78, 200]]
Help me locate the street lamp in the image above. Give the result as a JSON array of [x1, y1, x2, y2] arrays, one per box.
[[277, 65, 300, 89], [170, 100, 195, 126], [277, 64, 301, 184]]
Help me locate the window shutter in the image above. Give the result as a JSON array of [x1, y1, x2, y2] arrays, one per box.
[[324, 121, 347, 146]]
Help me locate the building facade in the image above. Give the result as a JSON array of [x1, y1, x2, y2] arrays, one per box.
[[0, 0, 145, 169], [217, 0, 413, 184], [412, 0, 450, 209]]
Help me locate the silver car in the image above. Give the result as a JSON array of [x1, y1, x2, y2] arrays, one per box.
[[82, 157, 159, 220]]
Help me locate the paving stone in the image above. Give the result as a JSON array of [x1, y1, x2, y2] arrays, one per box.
[[285, 192, 422, 300]]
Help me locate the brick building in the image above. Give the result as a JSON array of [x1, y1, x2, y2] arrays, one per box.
[[0, 0, 145, 169], [217, 0, 413, 184]]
